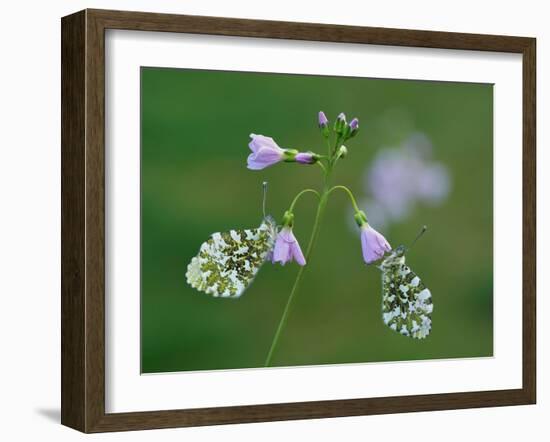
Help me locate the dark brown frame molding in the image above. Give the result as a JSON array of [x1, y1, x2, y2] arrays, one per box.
[[61, 8, 536, 433]]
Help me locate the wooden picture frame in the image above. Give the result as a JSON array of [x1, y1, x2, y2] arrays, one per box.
[[61, 8, 536, 433]]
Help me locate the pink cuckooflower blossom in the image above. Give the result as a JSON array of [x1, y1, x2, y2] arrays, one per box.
[[272, 227, 306, 266], [360, 224, 391, 264], [247, 134, 286, 170]]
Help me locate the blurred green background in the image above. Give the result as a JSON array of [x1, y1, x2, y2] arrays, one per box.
[[141, 67, 493, 373]]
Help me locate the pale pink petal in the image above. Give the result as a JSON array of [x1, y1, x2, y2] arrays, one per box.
[[247, 134, 285, 170], [271, 227, 306, 266], [360, 224, 391, 264]]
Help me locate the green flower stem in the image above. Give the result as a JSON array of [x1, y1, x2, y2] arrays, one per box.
[[326, 137, 333, 157], [264, 130, 351, 367], [264, 184, 330, 367], [327, 185, 362, 214], [288, 189, 320, 213]]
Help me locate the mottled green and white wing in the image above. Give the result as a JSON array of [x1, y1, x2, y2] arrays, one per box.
[[185, 216, 277, 298], [380, 255, 433, 339]]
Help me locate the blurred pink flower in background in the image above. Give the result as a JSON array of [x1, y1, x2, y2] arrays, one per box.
[[361, 133, 451, 229]]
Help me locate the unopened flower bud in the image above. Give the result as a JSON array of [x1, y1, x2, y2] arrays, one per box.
[[295, 152, 318, 164], [342, 117, 359, 140], [282, 149, 319, 165], [334, 112, 347, 134], [337, 145, 348, 159], [348, 118, 359, 138], [318, 111, 328, 128], [318, 111, 330, 138]]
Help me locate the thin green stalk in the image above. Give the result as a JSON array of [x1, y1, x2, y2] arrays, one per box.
[[328, 185, 361, 213], [288, 189, 320, 212], [317, 161, 327, 174], [264, 188, 329, 367], [264, 129, 346, 367]]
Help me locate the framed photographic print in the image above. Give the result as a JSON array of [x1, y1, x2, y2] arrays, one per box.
[[61, 9, 536, 433]]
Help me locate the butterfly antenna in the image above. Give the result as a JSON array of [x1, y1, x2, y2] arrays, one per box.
[[262, 181, 268, 218], [408, 225, 428, 250]]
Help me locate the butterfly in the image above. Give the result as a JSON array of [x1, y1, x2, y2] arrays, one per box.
[[185, 216, 278, 298], [378, 244, 433, 339]]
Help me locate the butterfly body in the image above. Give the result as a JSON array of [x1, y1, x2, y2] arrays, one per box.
[[186, 216, 277, 298], [379, 246, 432, 339]]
